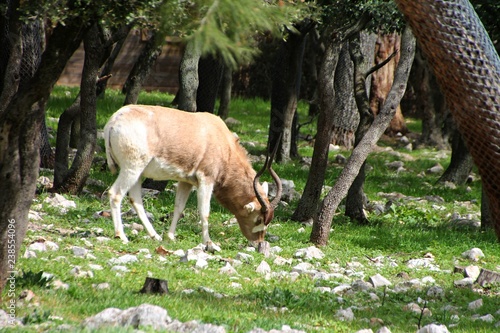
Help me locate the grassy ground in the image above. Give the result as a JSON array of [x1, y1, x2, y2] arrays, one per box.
[[5, 87, 500, 332]]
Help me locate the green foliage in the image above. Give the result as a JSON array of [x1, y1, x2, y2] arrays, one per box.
[[22, 309, 52, 325], [17, 270, 53, 289]]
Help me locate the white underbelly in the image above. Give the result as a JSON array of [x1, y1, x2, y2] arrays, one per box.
[[141, 158, 198, 186]]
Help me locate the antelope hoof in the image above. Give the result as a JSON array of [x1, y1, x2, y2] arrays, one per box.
[[115, 233, 129, 244], [205, 241, 221, 253], [151, 233, 163, 241], [167, 232, 175, 242]]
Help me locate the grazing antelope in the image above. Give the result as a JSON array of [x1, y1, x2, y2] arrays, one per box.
[[104, 105, 282, 250]]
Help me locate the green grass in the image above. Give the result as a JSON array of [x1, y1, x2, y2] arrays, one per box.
[[5, 86, 499, 333]]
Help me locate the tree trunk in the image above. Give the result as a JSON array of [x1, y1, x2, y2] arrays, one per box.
[[269, 20, 314, 162], [437, 129, 473, 185], [370, 33, 407, 136], [53, 24, 102, 194], [291, 17, 370, 223], [196, 54, 224, 113], [345, 33, 377, 224], [396, 0, 500, 240], [311, 27, 416, 246], [123, 30, 163, 105], [177, 41, 201, 112], [413, 48, 451, 149], [0, 5, 89, 292], [481, 186, 492, 231], [217, 64, 232, 119]]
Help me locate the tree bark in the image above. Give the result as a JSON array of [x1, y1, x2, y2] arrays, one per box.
[[123, 30, 163, 105], [0, 7, 89, 292], [217, 64, 232, 119], [369, 33, 407, 136], [291, 16, 370, 223], [310, 27, 416, 246], [268, 20, 313, 162], [345, 33, 377, 224], [53, 24, 102, 194], [177, 41, 200, 112], [437, 129, 473, 185], [196, 53, 224, 113]]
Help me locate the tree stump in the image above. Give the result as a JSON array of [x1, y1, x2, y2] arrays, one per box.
[[139, 277, 169, 294], [475, 268, 500, 287]]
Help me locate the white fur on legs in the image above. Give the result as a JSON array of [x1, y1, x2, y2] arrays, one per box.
[[168, 182, 193, 241], [197, 181, 214, 249], [108, 169, 142, 243], [128, 181, 162, 241]]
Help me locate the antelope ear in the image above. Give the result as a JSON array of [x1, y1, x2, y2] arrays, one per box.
[[244, 202, 256, 213], [262, 182, 269, 196]]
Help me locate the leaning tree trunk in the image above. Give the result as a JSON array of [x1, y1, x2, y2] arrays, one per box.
[[269, 20, 314, 162], [291, 17, 370, 223], [369, 32, 408, 136], [123, 30, 163, 105], [310, 27, 416, 245], [396, 0, 500, 240], [0, 6, 89, 292]]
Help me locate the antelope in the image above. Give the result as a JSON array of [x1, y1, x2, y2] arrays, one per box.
[[104, 105, 282, 250]]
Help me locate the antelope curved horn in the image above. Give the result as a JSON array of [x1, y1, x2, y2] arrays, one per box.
[[254, 133, 283, 213]]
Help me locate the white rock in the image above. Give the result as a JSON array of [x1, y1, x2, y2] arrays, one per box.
[[355, 329, 373, 333], [173, 249, 185, 257], [315, 287, 332, 293], [44, 193, 76, 213], [335, 307, 355, 321], [468, 298, 483, 310], [111, 265, 129, 272], [235, 252, 254, 263], [474, 314, 495, 322], [461, 248, 485, 261], [377, 327, 392, 333], [95, 236, 110, 243], [256, 261, 271, 275], [230, 282, 242, 289], [421, 276, 436, 284], [369, 274, 392, 288], [454, 277, 475, 287], [108, 254, 138, 265], [138, 248, 150, 254], [270, 246, 283, 254], [291, 262, 315, 274], [24, 250, 37, 258], [52, 280, 70, 290], [94, 282, 110, 290], [72, 246, 88, 257], [417, 324, 450, 333], [28, 241, 59, 252], [332, 284, 352, 295], [88, 264, 103, 271], [427, 286, 445, 298], [273, 256, 292, 266], [219, 263, 238, 275], [294, 246, 324, 260], [464, 265, 481, 279], [195, 258, 208, 269]]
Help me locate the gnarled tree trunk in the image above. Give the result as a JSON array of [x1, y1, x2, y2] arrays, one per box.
[[396, 0, 500, 240]]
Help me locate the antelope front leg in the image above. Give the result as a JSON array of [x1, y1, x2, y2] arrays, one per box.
[[197, 182, 219, 252], [168, 182, 193, 241]]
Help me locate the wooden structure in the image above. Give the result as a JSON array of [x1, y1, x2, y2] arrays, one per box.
[[57, 30, 183, 94]]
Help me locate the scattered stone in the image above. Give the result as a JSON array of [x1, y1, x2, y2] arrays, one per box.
[[273, 256, 292, 266], [426, 286, 445, 299], [369, 274, 392, 288], [473, 314, 495, 322], [18, 289, 35, 303], [52, 280, 70, 290], [28, 240, 59, 252], [82, 304, 172, 331], [225, 117, 241, 127], [454, 277, 475, 288], [468, 298, 483, 310], [335, 154, 347, 164], [461, 248, 485, 261], [386, 161, 404, 169], [195, 258, 209, 269], [72, 246, 88, 258], [352, 280, 373, 291], [44, 193, 76, 213], [108, 254, 138, 265], [291, 262, 315, 274], [24, 250, 37, 258], [94, 283, 110, 290], [256, 260, 271, 275], [219, 263, 238, 275], [416, 324, 450, 333], [335, 307, 355, 321], [69, 266, 93, 278], [464, 265, 481, 280], [426, 164, 444, 174], [235, 252, 254, 263], [111, 265, 129, 273], [294, 246, 324, 260], [475, 268, 500, 287], [443, 181, 456, 190], [88, 264, 103, 271]]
